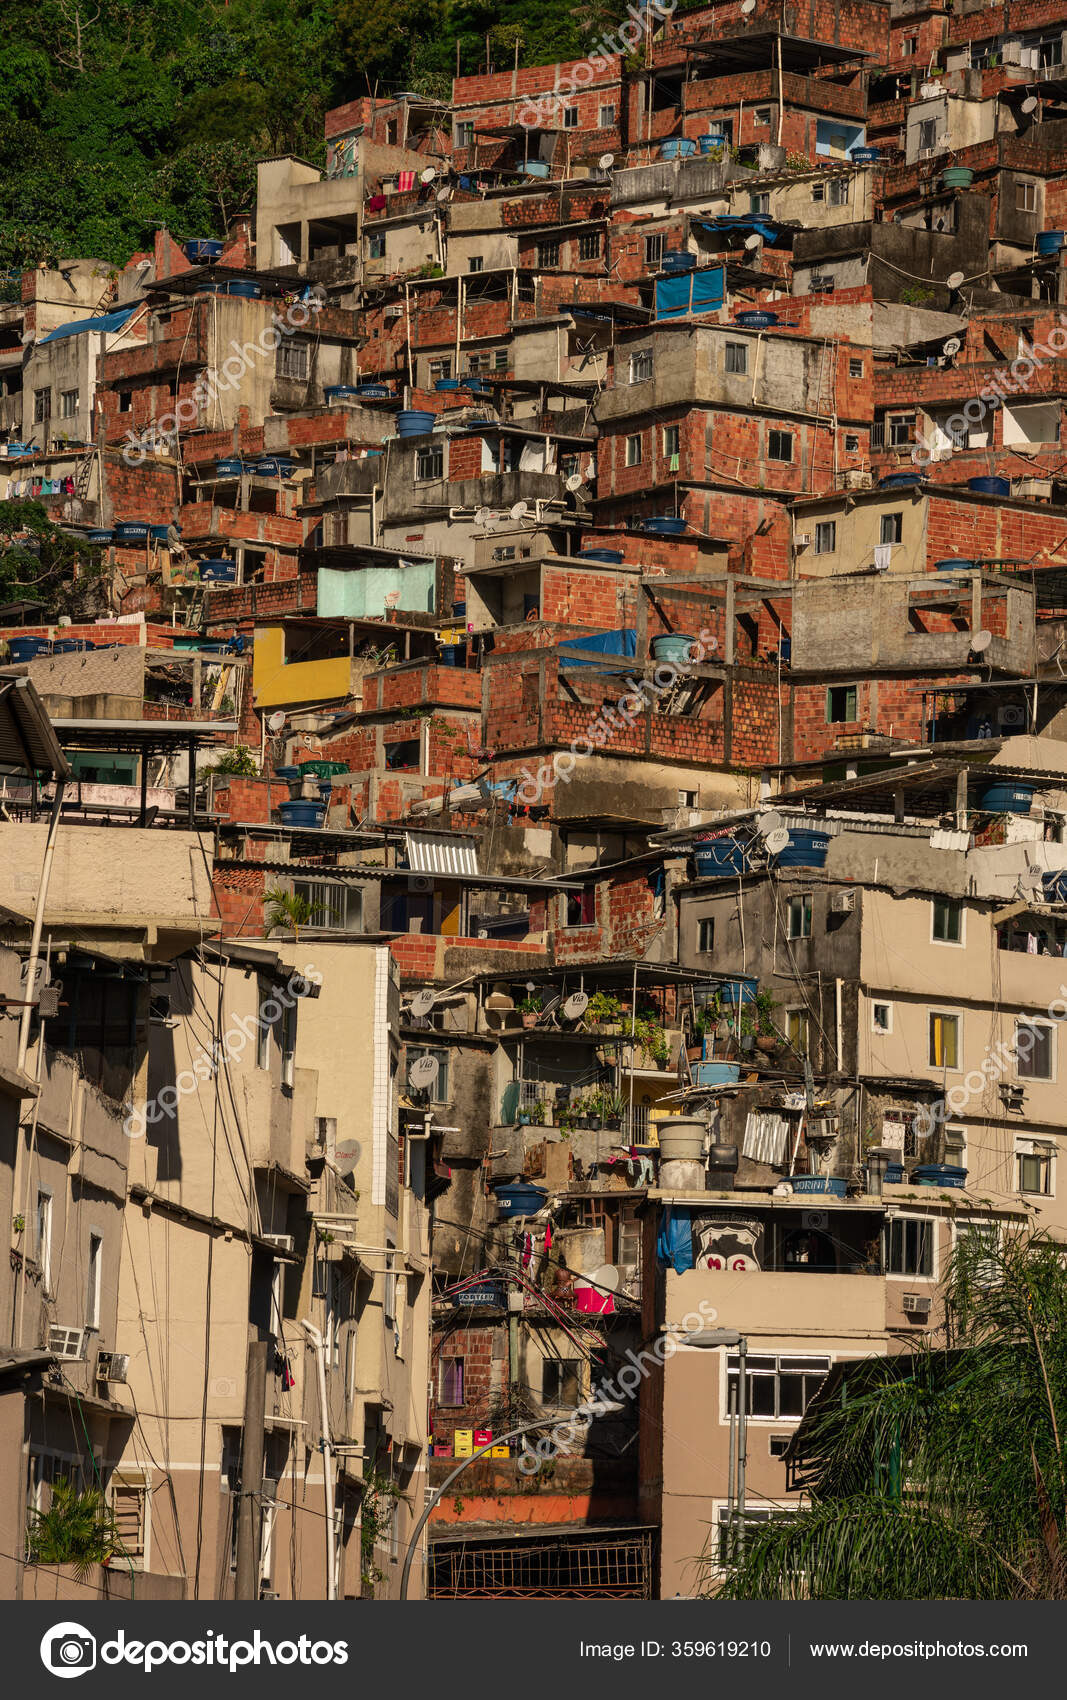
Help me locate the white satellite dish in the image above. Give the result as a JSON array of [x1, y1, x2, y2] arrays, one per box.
[[598, 153, 615, 171], [946, 271, 965, 289], [474, 506, 493, 526], [744, 233, 763, 250], [420, 166, 437, 184], [19, 331, 34, 346], [741, 0, 756, 11], [562, 990, 589, 1020], [510, 500, 530, 521], [267, 711, 287, 733], [409, 1054, 440, 1090], [590, 1263, 620, 1293], [970, 629, 993, 653], [943, 335, 962, 355], [1022, 95, 1039, 113], [756, 810, 783, 838], [409, 988, 437, 1017], [435, 186, 451, 202], [765, 828, 791, 856], [565, 472, 585, 492], [20, 959, 48, 995]]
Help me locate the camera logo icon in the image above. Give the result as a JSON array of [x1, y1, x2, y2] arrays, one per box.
[[40, 1623, 97, 1679]]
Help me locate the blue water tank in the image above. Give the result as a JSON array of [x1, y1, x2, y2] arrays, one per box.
[[736, 310, 778, 328], [661, 251, 696, 273], [774, 829, 831, 868], [969, 476, 1010, 497], [1037, 231, 1065, 255], [184, 239, 225, 263], [278, 799, 328, 828], [252, 458, 295, 478], [114, 523, 150, 541], [87, 529, 113, 544], [7, 636, 51, 662], [651, 634, 694, 664], [659, 137, 696, 159], [690, 1061, 742, 1086], [577, 548, 625, 563], [791, 1176, 848, 1197], [693, 837, 748, 879], [493, 1181, 548, 1218], [935, 557, 975, 572], [850, 147, 881, 163], [213, 458, 244, 477], [698, 132, 728, 154], [396, 410, 435, 437], [644, 516, 688, 535], [199, 558, 238, 583], [980, 781, 1034, 814], [879, 472, 923, 489], [524, 161, 550, 178]]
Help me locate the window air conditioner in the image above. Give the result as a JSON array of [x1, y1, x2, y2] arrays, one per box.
[[795, 533, 811, 547], [384, 305, 403, 319], [48, 1325, 86, 1360], [902, 1292, 932, 1319], [96, 1351, 130, 1383], [832, 890, 857, 913], [261, 1234, 294, 1253]]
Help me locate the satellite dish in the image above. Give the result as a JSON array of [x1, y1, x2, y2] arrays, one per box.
[[409, 988, 436, 1018], [565, 472, 585, 492], [509, 500, 530, 521], [744, 233, 763, 250], [946, 271, 965, 289], [1022, 95, 1039, 113], [409, 1054, 440, 1089], [942, 335, 962, 355], [756, 810, 783, 839], [562, 990, 589, 1020], [598, 153, 615, 171], [435, 186, 451, 202], [590, 1263, 620, 1293], [970, 629, 993, 653], [765, 828, 791, 856], [19, 331, 34, 346], [267, 711, 287, 733], [20, 959, 48, 995], [474, 506, 493, 526], [741, 0, 756, 11], [420, 166, 437, 184]]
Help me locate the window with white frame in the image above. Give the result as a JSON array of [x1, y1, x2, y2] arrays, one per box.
[[290, 878, 362, 933], [814, 520, 836, 554], [880, 510, 904, 545], [456, 121, 474, 147], [872, 1001, 892, 1034], [110, 1473, 149, 1564], [60, 389, 79, 418], [644, 232, 665, 266], [697, 916, 715, 953], [717, 1504, 797, 1564], [663, 422, 680, 458], [629, 349, 653, 384], [849, 358, 864, 378], [1017, 1138, 1055, 1195], [944, 1125, 967, 1169], [929, 1010, 960, 1070], [625, 433, 643, 466], [1016, 1019, 1054, 1080], [726, 1353, 829, 1420], [280, 1000, 296, 1088], [883, 1215, 934, 1277], [1017, 180, 1039, 212], [86, 1232, 103, 1330], [750, 192, 770, 215], [827, 178, 849, 207], [256, 978, 272, 1070], [406, 1045, 449, 1100], [35, 1190, 52, 1291], [786, 892, 812, 939], [931, 897, 963, 944]]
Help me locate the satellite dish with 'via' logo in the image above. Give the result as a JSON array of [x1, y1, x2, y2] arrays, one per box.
[[409, 1054, 440, 1090], [765, 827, 791, 856], [562, 990, 589, 1020]]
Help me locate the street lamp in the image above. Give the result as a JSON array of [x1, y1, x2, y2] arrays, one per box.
[[683, 1327, 748, 1557], [399, 1401, 624, 1600]]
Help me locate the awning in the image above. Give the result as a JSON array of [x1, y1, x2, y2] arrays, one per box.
[[40, 306, 138, 344], [0, 678, 71, 778]]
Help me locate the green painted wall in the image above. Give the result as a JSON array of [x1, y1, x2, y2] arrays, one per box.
[[316, 562, 435, 618]]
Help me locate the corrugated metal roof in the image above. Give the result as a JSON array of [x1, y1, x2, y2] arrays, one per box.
[[0, 678, 71, 778], [405, 830, 479, 876]]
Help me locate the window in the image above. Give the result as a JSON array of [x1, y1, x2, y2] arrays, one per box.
[[110, 1475, 148, 1563], [644, 232, 665, 266], [944, 1126, 967, 1169], [786, 893, 813, 940], [918, 118, 937, 153], [814, 520, 836, 554], [880, 511, 903, 546], [325, 1267, 343, 1369], [494, 348, 509, 370], [34, 389, 51, 424], [727, 1353, 829, 1420], [599, 103, 617, 128], [828, 177, 849, 207], [754, 107, 772, 126], [768, 430, 793, 462], [717, 1505, 797, 1564], [785, 1008, 810, 1052], [456, 121, 474, 146], [428, 356, 452, 383], [810, 273, 835, 294], [542, 1359, 582, 1404], [383, 1238, 396, 1329], [750, 193, 770, 215], [883, 1217, 934, 1277], [60, 389, 79, 418], [415, 443, 444, 481], [578, 231, 601, 260], [663, 423, 680, 459], [468, 255, 483, 272], [537, 240, 560, 267], [277, 339, 309, 381], [629, 349, 653, 384], [888, 415, 912, 447], [697, 917, 715, 953], [872, 1002, 892, 1035], [256, 981, 272, 1070], [678, 789, 697, 808], [849, 358, 863, 378], [1016, 1019, 1054, 1081], [35, 1191, 52, 1290], [367, 232, 386, 259], [467, 351, 490, 374], [845, 433, 860, 451], [625, 433, 643, 467], [438, 1356, 464, 1405], [902, 34, 917, 56], [565, 887, 596, 928], [563, 105, 580, 128], [86, 1233, 102, 1330], [280, 1000, 296, 1088], [118, 390, 132, 413], [725, 341, 748, 375], [929, 1011, 960, 1070], [1017, 1140, 1054, 1195], [826, 684, 858, 722], [931, 898, 963, 945], [811, 184, 825, 203], [1017, 180, 1039, 213]]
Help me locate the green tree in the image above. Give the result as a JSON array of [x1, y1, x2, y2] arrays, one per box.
[[0, 501, 106, 617]]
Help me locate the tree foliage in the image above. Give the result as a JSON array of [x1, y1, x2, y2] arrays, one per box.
[[26, 1477, 118, 1582], [710, 1229, 1067, 1601], [0, 501, 106, 616]]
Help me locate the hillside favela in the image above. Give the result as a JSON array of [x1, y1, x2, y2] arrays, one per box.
[[4, 0, 1067, 1609]]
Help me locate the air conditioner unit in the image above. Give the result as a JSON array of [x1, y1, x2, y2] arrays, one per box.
[[261, 1234, 294, 1254], [902, 1292, 932, 1319], [96, 1351, 130, 1384], [832, 890, 857, 913], [384, 305, 403, 319], [48, 1325, 85, 1360], [845, 469, 873, 489], [795, 533, 812, 547]]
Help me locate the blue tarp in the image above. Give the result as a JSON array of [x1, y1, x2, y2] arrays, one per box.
[[656, 1207, 694, 1273], [40, 306, 138, 344], [655, 266, 725, 321], [557, 627, 637, 668], [691, 216, 782, 243]]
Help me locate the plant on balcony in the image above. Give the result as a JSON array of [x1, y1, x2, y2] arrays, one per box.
[[525, 1100, 546, 1126], [586, 992, 622, 1029], [208, 743, 258, 777], [624, 1013, 671, 1067], [360, 1468, 403, 1589], [599, 1090, 625, 1131], [26, 1478, 118, 1582], [519, 995, 542, 1028], [264, 886, 321, 940]]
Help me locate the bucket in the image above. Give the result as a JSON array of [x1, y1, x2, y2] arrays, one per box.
[[773, 828, 831, 868], [693, 837, 748, 878], [968, 475, 1010, 497], [278, 799, 327, 828], [979, 781, 1034, 814], [657, 1118, 707, 1161], [396, 410, 435, 437], [1037, 231, 1065, 255], [651, 633, 695, 663], [492, 1181, 548, 1218]]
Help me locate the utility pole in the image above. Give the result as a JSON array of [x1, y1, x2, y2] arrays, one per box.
[[234, 1328, 269, 1600]]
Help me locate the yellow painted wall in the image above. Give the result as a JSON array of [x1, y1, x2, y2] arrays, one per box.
[[253, 626, 353, 708]]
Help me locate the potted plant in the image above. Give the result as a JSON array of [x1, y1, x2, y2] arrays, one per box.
[[527, 1100, 546, 1126], [586, 991, 622, 1031], [602, 1090, 624, 1131], [519, 995, 542, 1029], [754, 988, 778, 1052], [585, 1093, 604, 1132]]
